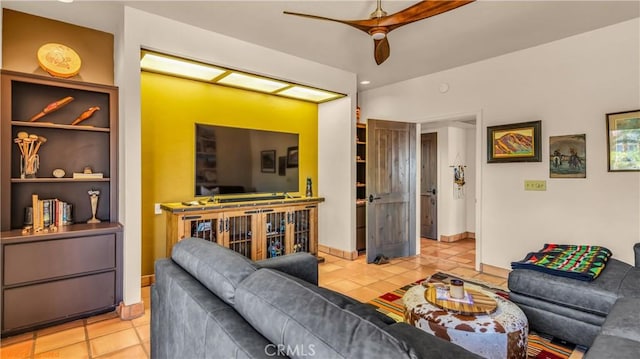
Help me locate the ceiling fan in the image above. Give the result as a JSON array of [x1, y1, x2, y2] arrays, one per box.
[[284, 0, 475, 65]]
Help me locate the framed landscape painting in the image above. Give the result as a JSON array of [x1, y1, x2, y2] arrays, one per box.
[[550, 134, 586, 178], [487, 120, 541, 163], [607, 110, 640, 172]]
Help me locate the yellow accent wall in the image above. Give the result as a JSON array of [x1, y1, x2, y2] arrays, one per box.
[[141, 72, 318, 275]]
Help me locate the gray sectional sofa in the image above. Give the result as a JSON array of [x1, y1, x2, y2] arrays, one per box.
[[151, 238, 481, 359], [508, 243, 640, 358]]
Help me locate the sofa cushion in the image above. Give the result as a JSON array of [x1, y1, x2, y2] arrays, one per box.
[[152, 258, 275, 359], [619, 267, 640, 298], [384, 323, 483, 359], [508, 258, 632, 316], [234, 268, 413, 358], [600, 297, 640, 342], [171, 238, 257, 305], [584, 335, 640, 359]]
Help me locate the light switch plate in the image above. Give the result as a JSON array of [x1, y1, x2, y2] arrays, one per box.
[[154, 203, 162, 214], [524, 180, 547, 191]]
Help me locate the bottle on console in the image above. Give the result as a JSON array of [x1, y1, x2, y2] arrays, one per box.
[[305, 177, 313, 197]]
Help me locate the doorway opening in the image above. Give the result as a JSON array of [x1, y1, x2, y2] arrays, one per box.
[[419, 113, 481, 270]]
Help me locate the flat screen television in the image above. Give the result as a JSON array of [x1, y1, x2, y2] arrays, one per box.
[[195, 124, 299, 198]]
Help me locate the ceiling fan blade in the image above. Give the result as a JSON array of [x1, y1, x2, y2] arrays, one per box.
[[381, 0, 475, 31], [284, 11, 377, 34], [374, 37, 390, 65]]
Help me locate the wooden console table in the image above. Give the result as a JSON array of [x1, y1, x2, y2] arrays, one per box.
[[161, 197, 324, 261]]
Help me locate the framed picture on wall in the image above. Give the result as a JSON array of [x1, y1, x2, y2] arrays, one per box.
[[487, 120, 542, 163], [287, 146, 298, 168], [261, 150, 276, 173], [550, 134, 586, 178], [607, 109, 640, 172]]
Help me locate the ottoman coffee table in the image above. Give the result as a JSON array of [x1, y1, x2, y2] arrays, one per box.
[[403, 282, 528, 359]]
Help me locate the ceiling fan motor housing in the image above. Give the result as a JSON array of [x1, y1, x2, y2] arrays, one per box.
[[369, 27, 387, 40]]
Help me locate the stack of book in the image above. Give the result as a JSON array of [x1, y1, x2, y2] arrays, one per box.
[[31, 194, 73, 229]]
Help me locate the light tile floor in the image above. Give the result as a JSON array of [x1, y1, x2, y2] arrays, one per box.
[[1, 238, 501, 358]]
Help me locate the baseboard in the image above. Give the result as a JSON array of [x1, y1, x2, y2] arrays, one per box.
[[481, 263, 511, 279], [117, 301, 145, 320], [141, 274, 155, 287], [318, 244, 358, 260], [440, 231, 475, 242]]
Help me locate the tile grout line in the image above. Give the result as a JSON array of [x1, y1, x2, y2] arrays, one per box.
[[83, 318, 93, 359]]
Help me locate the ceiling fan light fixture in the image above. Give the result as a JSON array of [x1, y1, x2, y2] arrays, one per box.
[[370, 28, 387, 40]]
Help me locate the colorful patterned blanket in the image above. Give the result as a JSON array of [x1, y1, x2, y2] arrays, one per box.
[[511, 244, 612, 281]]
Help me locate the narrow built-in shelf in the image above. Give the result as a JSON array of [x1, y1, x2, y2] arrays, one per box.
[[11, 178, 111, 183], [357, 160, 366, 163], [12, 121, 110, 133]]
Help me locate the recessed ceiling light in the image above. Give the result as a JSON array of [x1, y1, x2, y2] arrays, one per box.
[[140, 53, 226, 81], [58, 0, 74, 3], [277, 86, 342, 102], [217, 72, 289, 93], [360, 80, 371, 85]]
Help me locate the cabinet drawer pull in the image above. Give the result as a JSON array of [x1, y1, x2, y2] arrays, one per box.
[[183, 215, 201, 220], [261, 209, 274, 213], [244, 210, 261, 214], [305, 205, 316, 209]]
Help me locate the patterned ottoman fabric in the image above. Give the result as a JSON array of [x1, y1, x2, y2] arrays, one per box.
[[404, 284, 529, 359]]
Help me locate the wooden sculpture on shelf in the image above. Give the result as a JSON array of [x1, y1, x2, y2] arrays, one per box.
[[71, 106, 100, 125], [28, 96, 74, 122]]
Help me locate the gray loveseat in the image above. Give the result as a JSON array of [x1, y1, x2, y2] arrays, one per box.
[[151, 238, 481, 358], [508, 243, 640, 358]]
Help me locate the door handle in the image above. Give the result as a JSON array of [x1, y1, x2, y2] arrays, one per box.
[[368, 194, 381, 203], [431, 189, 436, 195]]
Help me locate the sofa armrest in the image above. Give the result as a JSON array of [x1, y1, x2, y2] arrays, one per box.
[[634, 243, 640, 268], [256, 252, 318, 285]]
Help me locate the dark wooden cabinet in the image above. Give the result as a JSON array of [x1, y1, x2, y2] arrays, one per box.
[[161, 198, 322, 260], [0, 70, 121, 337], [1, 224, 122, 336]]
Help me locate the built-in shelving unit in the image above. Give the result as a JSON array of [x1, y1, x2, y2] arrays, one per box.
[[0, 70, 122, 337], [356, 123, 366, 252]]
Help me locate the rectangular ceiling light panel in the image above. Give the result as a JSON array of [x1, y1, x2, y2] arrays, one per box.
[[278, 86, 343, 102], [140, 53, 226, 81], [217, 72, 290, 93]]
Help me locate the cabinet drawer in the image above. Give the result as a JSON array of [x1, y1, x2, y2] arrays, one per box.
[[3, 271, 116, 332], [3, 234, 116, 285]]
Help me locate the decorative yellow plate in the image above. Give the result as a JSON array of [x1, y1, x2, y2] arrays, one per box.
[[37, 43, 82, 78]]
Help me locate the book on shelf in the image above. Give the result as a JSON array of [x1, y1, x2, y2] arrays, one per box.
[[73, 172, 104, 179], [30, 194, 73, 229]]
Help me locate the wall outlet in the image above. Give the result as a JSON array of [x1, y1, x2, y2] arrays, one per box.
[[154, 203, 162, 215], [524, 180, 547, 191]]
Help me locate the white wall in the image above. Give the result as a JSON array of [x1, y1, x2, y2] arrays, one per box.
[[361, 19, 640, 268], [117, 7, 356, 305], [445, 126, 470, 236], [465, 127, 476, 232]]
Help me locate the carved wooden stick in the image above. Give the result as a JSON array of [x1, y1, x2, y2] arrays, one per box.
[[29, 96, 74, 122], [71, 106, 100, 125]]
